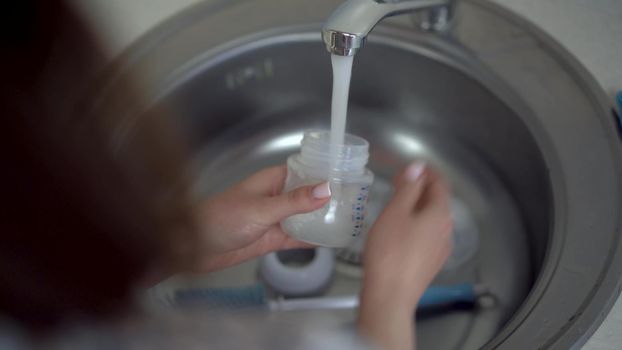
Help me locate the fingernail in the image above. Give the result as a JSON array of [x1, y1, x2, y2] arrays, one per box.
[[312, 182, 332, 199], [405, 162, 426, 182]]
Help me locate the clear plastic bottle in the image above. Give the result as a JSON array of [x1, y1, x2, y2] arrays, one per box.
[[281, 130, 374, 247]]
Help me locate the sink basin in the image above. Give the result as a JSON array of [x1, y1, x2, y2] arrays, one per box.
[[98, 0, 622, 348]]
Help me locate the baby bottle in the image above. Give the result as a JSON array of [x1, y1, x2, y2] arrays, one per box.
[[281, 130, 374, 248]]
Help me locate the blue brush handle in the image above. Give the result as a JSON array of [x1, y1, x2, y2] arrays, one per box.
[[418, 283, 476, 308], [175, 283, 267, 308], [173, 283, 478, 310]]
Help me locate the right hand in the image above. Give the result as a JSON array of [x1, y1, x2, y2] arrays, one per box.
[[358, 162, 453, 349], [189, 165, 329, 273]]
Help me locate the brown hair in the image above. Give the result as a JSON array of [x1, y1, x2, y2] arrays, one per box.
[[0, 1, 194, 330]]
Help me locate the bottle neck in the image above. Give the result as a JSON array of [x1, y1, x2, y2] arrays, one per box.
[[298, 130, 369, 176]]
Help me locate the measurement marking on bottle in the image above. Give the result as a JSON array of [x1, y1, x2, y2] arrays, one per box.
[[352, 185, 371, 237]]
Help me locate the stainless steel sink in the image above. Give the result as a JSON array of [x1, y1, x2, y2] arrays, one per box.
[[98, 0, 622, 348]]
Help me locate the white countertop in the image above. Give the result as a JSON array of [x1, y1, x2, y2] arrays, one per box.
[[72, 0, 622, 348]]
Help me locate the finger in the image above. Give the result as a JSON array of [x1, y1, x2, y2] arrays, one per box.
[[246, 228, 316, 255], [258, 227, 316, 252], [417, 173, 451, 220], [280, 237, 316, 250], [237, 165, 288, 196], [388, 161, 428, 213], [256, 182, 332, 223]]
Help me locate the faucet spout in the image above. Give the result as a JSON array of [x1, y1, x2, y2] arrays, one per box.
[[322, 0, 451, 56]]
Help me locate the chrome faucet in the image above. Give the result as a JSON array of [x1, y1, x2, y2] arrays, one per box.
[[322, 0, 455, 56]]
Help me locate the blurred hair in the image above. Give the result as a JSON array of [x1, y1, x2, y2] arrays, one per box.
[[0, 1, 194, 331]]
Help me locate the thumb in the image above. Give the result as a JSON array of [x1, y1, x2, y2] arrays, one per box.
[[258, 182, 331, 223]]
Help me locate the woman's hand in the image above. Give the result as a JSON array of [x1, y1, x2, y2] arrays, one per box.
[[358, 162, 453, 350], [189, 165, 331, 272]]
